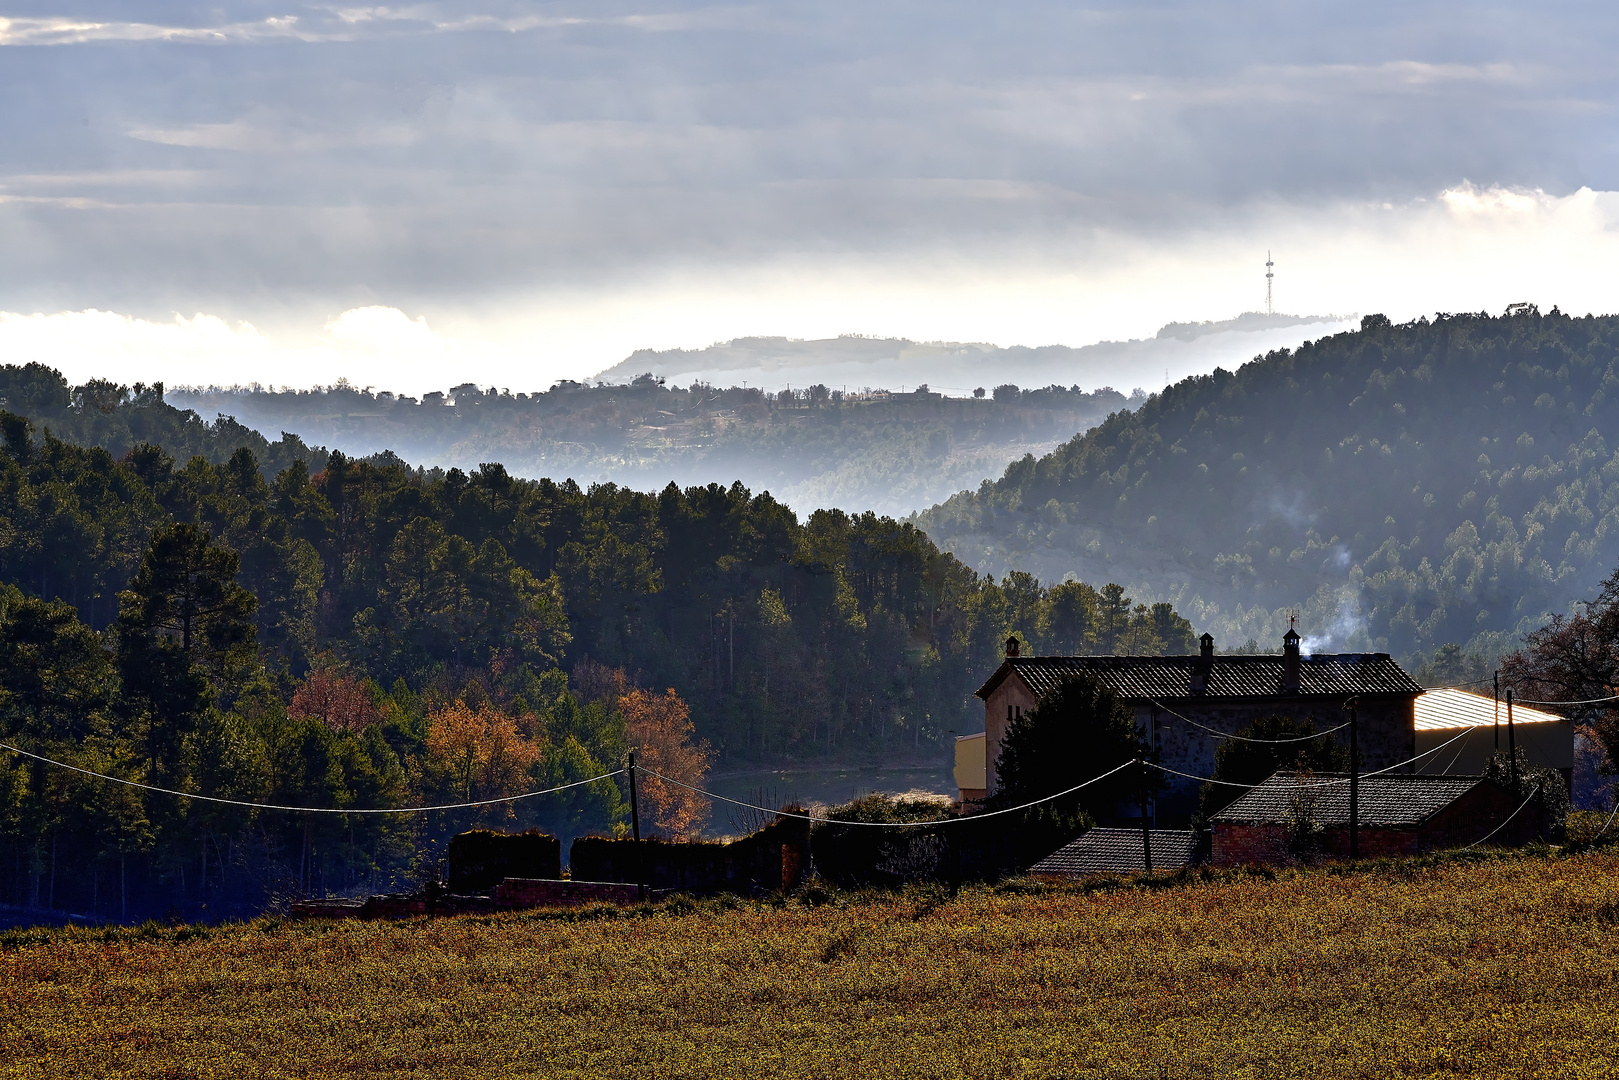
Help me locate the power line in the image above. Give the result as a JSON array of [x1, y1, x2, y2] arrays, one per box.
[[1466, 783, 1542, 849], [636, 759, 1138, 827], [1510, 692, 1619, 707], [1151, 699, 1348, 743], [1595, 797, 1619, 841], [1143, 726, 1475, 789], [0, 740, 623, 813]]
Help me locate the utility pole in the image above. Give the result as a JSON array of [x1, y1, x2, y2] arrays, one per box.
[[1139, 759, 1153, 874], [1506, 689, 1518, 791], [1347, 697, 1359, 860], [1493, 670, 1500, 749], [628, 751, 645, 900]]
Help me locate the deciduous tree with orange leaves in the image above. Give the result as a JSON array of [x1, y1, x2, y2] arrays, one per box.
[[621, 687, 712, 837], [425, 699, 541, 809]]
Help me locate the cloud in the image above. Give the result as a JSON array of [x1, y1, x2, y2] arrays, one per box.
[[325, 305, 444, 354], [1, 0, 1617, 386], [0, 15, 311, 46], [0, 306, 483, 394]]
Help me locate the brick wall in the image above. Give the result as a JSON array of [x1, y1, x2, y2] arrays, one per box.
[[494, 879, 642, 909]]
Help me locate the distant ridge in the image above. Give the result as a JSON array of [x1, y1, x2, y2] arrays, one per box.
[[592, 314, 1355, 394]]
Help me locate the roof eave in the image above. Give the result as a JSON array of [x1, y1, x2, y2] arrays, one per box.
[[974, 660, 1018, 700]]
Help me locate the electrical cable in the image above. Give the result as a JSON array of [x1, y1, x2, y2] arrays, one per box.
[[1150, 699, 1348, 743], [0, 740, 623, 813], [1594, 797, 1619, 841], [1466, 783, 1542, 849], [1509, 692, 1619, 707], [635, 758, 1140, 827], [1142, 726, 1475, 789], [1435, 732, 1473, 776]]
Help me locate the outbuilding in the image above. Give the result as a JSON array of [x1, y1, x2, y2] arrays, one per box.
[[1413, 688, 1573, 789], [1211, 772, 1542, 866], [1029, 828, 1198, 877]]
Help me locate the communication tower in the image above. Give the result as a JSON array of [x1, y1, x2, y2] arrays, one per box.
[[1265, 251, 1274, 315]]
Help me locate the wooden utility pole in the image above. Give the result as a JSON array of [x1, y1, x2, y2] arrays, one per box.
[[1347, 697, 1360, 861], [1506, 689, 1518, 791], [1139, 759, 1153, 874], [628, 751, 646, 900], [1493, 670, 1501, 749]]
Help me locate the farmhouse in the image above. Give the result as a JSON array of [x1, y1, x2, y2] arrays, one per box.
[[1211, 772, 1542, 865], [967, 628, 1424, 823]]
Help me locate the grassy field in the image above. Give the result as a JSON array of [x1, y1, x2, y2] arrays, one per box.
[[4, 849, 1619, 1079]]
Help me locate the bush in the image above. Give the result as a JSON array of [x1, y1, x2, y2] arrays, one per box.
[[446, 829, 561, 894]]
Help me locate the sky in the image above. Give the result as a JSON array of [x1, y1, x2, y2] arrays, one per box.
[[2, 1, 1618, 394]]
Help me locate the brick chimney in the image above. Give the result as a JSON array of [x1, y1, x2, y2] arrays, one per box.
[[1282, 624, 1301, 693], [1190, 633, 1214, 694], [1005, 636, 1020, 659]]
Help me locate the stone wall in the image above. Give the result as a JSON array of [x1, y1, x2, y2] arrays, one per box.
[[1144, 694, 1415, 823], [570, 813, 812, 895], [982, 678, 1037, 795], [983, 669, 1416, 826]]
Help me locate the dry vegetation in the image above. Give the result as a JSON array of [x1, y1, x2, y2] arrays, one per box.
[[5, 848, 1619, 1078]]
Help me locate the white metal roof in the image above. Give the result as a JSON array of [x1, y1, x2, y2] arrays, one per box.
[[1415, 687, 1564, 731]]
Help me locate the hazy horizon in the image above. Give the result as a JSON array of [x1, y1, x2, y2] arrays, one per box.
[[2, 2, 1618, 392]]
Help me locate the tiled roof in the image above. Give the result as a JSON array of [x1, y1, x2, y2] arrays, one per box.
[[1029, 828, 1197, 876], [1211, 773, 1487, 828], [1415, 688, 1564, 730], [976, 653, 1421, 702]]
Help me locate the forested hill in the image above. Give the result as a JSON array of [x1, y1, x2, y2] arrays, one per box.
[[918, 308, 1619, 664], [0, 361, 1201, 918], [0, 357, 1195, 766], [0, 362, 328, 477], [167, 378, 1130, 518]]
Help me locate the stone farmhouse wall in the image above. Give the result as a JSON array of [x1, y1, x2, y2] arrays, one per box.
[[1143, 694, 1415, 822]]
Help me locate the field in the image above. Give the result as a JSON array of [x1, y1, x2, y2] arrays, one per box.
[[4, 849, 1619, 1079]]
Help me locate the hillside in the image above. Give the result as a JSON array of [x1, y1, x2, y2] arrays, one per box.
[[919, 308, 1619, 663], [0, 360, 1202, 921], [167, 379, 1130, 518]]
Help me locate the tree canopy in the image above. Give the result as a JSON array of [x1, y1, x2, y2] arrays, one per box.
[[990, 674, 1149, 821], [0, 368, 1202, 922], [921, 308, 1619, 665]]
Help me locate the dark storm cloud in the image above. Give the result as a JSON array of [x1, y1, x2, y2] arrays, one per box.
[[0, 1, 1614, 312]]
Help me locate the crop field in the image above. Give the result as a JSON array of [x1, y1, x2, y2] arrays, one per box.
[[4, 849, 1619, 1079]]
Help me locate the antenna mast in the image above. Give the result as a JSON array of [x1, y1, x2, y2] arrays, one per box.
[[1265, 251, 1274, 315]]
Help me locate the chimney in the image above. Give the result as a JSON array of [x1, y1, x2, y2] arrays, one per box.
[[1005, 636, 1020, 659], [1282, 623, 1301, 693], [1190, 633, 1214, 694]]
